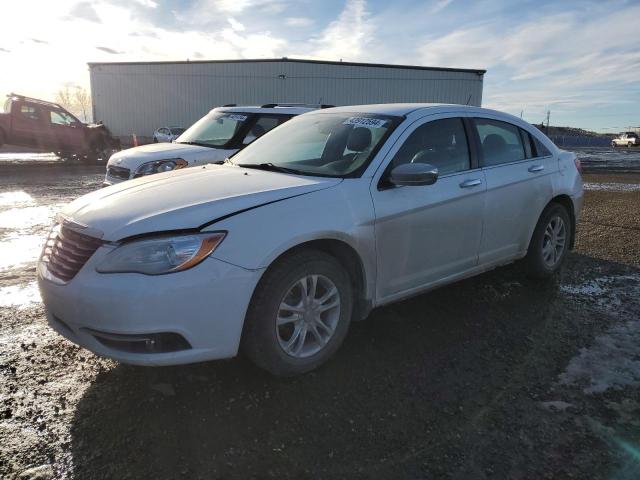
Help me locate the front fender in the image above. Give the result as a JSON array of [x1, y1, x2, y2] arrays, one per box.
[[205, 179, 377, 300]]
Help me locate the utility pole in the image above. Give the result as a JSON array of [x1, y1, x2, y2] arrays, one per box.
[[520, 110, 523, 119], [545, 110, 551, 134]]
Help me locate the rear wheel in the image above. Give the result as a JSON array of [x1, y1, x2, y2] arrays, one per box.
[[524, 203, 571, 278], [242, 249, 353, 376], [0, 129, 5, 147]]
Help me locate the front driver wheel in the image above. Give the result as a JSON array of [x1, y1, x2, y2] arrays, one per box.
[[524, 203, 571, 278], [242, 249, 353, 376]]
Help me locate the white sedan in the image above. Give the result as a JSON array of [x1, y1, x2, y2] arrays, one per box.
[[153, 126, 185, 143], [38, 104, 583, 376]]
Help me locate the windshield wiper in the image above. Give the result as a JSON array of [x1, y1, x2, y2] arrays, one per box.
[[176, 141, 216, 148], [236, 163, 304, 175]]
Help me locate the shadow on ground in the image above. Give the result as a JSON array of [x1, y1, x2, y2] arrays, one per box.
[[69, 254, 639, 479]]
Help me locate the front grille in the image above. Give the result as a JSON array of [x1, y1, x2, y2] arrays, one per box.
[[41, 226, 103, 282], [107, 165, 130, 180]]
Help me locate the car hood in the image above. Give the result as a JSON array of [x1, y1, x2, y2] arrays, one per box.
[[108, 143, 230, 169], [60, 165, 341, 241]]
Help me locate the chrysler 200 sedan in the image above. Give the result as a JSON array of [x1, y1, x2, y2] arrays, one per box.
[[37, 104, 583, 376]]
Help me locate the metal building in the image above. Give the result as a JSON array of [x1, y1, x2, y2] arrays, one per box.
[[89, 58, 485, 138]]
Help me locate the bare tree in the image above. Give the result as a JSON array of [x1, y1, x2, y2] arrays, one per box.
[[73, 86, 91, 122], [54, 85, 92, 122], [55, 85, 74, 111]]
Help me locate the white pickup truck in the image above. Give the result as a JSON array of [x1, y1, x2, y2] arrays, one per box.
[[611, 132, 639, 147]]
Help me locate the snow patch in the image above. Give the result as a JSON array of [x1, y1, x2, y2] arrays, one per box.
[[582, 182, 640, 192], [559, 274, 640, 394], [0, 282, 41, 309]]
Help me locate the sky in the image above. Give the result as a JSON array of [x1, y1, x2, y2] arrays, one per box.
[[1, 0, 638, 132]]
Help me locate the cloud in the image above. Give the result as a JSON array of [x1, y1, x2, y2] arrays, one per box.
[[133, 0, 158, 7], [285, 17, 313, 27], [312, 0, 373, 61], [30, 38, 49, 44], [95, 46, 124, 54], [228, 18, 245, 31], [430, 0, 454, 14], [69, 2, 101, 23], [0, 47, 10, 53]]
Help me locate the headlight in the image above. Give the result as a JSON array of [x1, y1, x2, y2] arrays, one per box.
[[134, 158, 188, 177], [96, 232, 225, 275]]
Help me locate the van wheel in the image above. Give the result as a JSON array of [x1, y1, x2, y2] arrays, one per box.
[[242, 249, 353, 376], [525, 203, 571, 279], [0, 129, 5, 147]]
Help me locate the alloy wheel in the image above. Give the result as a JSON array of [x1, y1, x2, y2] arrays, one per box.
[[276, 274, 341, 358], [542, 215, 566, 268]]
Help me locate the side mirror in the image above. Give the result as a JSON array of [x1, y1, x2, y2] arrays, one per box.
[[389, 163, 438, 186]]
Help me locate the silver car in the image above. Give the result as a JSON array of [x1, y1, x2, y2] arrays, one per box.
[[38, 104, 583, 376]]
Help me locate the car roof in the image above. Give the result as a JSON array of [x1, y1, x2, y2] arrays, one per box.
[[215, 106, 318, 115], [308, 103, 510, 117]]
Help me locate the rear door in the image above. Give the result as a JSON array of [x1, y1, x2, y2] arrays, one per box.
[[11, 102, 45, 148], [473, 117, 555, 264], [371, 115, 486, 301]]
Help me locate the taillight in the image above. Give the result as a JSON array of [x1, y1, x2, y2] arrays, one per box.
[[574, 158, 582, 175]]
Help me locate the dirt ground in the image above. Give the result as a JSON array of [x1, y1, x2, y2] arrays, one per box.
[[1, 162, 640, 479]]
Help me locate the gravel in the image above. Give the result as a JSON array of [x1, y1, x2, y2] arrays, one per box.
[[1, 162, 639, 479]]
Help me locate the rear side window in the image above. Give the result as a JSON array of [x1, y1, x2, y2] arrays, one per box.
[[390, 117, 470, 176], [474, 118, 526, 166], [532, 136, 552, 157], [20, 105, 40, 121]]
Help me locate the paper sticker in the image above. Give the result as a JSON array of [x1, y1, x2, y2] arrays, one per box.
[[343, 117, 387, 128], [226, 114, 248, 122]]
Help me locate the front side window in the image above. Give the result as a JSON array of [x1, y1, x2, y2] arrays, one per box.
[[389, 117, 470, 176], [242, 115, 291, 145], [20, 105, 40, 121], [176, 112, 250, 147], [50, 110, 75, 126], [230, 112, 400, 177], [475, 118, 526, 166]]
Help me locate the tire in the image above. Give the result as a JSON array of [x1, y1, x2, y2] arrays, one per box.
[[242, 249, 353, 376], [524, 203, 572, 279], [153, 137, 158, 143], [0, 128, 5, 147]]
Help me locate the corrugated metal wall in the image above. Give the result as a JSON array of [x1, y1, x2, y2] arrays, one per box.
[[89, 60, 484, 137]]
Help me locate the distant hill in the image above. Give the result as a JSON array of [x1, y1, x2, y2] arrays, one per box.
[[532, 124, 616, 138]]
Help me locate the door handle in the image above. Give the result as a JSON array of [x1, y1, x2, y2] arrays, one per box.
[[459, 179, 482, 188], [528, 164, 544, 173]]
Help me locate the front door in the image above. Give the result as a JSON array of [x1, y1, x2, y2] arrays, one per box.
[[371, 116, 486, 302], [44, 108, 86, 153]]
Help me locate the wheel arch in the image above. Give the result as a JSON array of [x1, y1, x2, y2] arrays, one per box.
[[528, 194, 576, 252], [257, 238, 372, 321]]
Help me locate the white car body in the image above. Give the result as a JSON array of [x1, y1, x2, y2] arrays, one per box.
[[153, 126, 185, 143], [611, 132, 639, 147], [38, 104, 583, 372], [104, 105, 316, 185]]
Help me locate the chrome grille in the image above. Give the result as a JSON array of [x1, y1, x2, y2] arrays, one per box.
[[107, 165, 130, 180], [41, 226, 103, 282]]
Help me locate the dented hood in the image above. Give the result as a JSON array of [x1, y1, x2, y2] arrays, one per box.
[[60, 164, 341, 241]]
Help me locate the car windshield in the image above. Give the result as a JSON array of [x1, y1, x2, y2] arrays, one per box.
[[230, 112, 400, 177], [170, 127, 186, 135], [176, 112, 250, 147]]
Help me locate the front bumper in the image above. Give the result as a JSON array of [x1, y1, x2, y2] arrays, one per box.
[[38, 247, 263, 366]]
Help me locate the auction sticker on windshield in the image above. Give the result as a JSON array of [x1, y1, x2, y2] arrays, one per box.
[[227, 114, 248, 122], [343, 117, 387, 128]]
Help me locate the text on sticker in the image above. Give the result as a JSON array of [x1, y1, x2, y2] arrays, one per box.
[[343, 117, 387, 128], [227, 114, 248, 122]]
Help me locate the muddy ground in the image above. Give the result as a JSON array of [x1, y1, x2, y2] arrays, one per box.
[[1, 162, 639, 479]]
